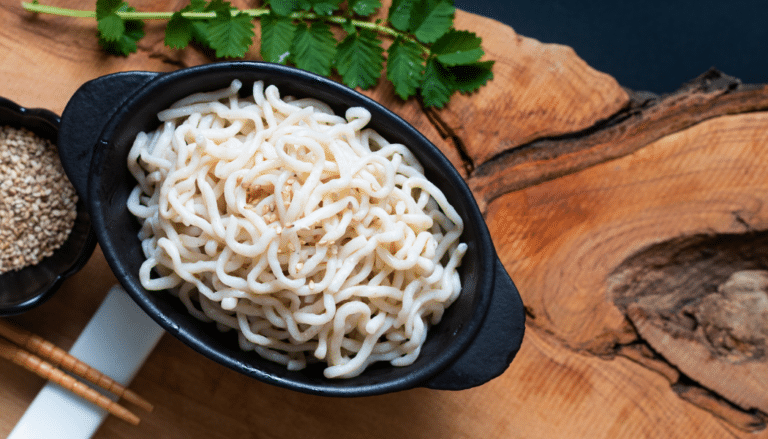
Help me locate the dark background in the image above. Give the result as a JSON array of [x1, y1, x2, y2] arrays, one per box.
[[453, 0, 767, 94]]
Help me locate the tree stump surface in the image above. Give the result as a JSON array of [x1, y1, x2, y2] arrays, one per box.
[[1, 1, 766, 437]]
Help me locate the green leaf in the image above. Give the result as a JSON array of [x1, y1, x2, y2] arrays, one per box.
[[334, 29, 384, 89], [205, 0, 232, 17], [98, 14, 144, 56], [260, 14, 296, 64], [96, 0, 127, 41], [96, 0, 144, 55], [386, 37, 424, 100], [169, 0, 209, 46], [164, 0, 211, 49], [420, 57, 453, 108], [310, 0, 342, 15], [188, 0, 209, 9], [340, 17, 356, 34], [349, 0, 382, 17], [447, 60, 494, 93], [205, 0, 255, 58], [291, 21, 337, 76], [431, 29, 484, 66], [97, 13, 124, 41], [164, 12, 192, 49], [268, 0, 310, 16], [190, 21, 211, 46], [417, 58, 493, 106], [410, 0, 454, 44], [95, 0, 124, 17], [388, 0, 415, 32]]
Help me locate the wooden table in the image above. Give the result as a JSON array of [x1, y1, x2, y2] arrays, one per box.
[[2, 1, 767, 437]]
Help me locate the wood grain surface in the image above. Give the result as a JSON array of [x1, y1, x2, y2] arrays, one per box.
[[1, 0, 767, 437]]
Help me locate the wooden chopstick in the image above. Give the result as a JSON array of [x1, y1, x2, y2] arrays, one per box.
[[0, 338, 140, 425], [0, 319, 153, 413]]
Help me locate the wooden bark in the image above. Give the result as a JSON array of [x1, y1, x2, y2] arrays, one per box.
[[1, 1, 768, 438]]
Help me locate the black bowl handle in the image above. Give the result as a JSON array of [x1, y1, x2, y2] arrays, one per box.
[[58, 71, 160, 203], [424, 257, 525, 390]]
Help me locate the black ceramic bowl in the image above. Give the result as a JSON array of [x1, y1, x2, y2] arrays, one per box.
[[0, 97, 96, 316], [57, 62, 524, 396]]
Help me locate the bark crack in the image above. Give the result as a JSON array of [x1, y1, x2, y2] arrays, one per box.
[[609, 231, 768, 431], [423, 105, 475, 176], [468, 69, 768, 211]]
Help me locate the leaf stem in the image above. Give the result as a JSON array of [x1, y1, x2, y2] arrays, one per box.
[[21, 2, 245, 20], [20, 2, 430, 55], [21, 2, 96, 18]]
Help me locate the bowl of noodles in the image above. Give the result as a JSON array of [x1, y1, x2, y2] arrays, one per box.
[[56, 62, 525, 396]]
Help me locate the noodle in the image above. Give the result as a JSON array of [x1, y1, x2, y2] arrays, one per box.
[[126, 80, 467, 378]]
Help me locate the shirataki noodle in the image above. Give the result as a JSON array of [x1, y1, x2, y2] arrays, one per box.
[[126, 79, 466, 378]]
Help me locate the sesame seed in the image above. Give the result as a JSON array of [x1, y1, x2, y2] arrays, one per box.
[[0, 126, 78, 274]]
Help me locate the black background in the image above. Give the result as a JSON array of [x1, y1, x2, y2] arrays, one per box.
[[453, 0, 767, 94]]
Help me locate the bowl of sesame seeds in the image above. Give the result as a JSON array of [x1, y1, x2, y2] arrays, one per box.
[[0, 97, 96, 316]]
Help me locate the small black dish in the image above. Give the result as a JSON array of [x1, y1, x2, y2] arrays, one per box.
[[0, 97, 97, 316], [57, 62, 525, 396]]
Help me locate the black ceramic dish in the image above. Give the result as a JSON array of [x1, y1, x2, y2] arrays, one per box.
[[0, 97, 97, 316], [57, 61, 525, 396]]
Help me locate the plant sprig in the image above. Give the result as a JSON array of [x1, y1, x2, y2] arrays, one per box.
[[21, 0, 495, 108]]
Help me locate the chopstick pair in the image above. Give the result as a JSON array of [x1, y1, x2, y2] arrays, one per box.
[[0, 319, 153, 425]]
